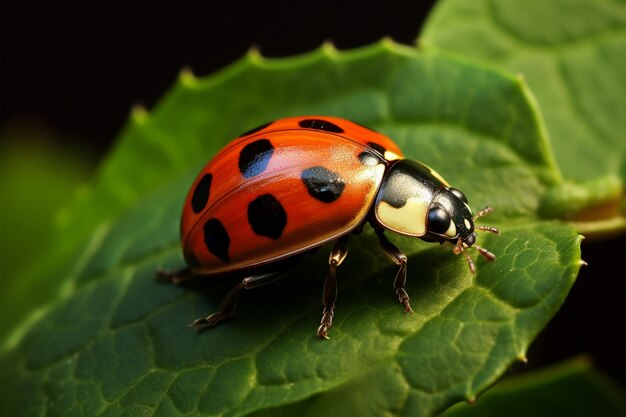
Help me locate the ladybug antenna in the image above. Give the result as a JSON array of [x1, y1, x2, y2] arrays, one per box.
[[453, 206, 499, 274], [473, 206, 499, 234]]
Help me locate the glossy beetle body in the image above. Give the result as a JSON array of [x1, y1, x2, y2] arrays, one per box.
[[159, 116, 498, 338]]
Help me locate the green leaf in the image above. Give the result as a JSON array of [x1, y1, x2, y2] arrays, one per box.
[[1, 41, 582, 417], [0, 128, 95, 343], [1, 39, 569, 343], [421, 0, 626, 233], [538, 175, 624, 234], [439, 358, 626, 417]]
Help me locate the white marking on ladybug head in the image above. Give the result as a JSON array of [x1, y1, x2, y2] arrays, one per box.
[[445, 220, 457, 238]]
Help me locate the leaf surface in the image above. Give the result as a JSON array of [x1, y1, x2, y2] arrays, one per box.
[[1, 41, 581, 417]]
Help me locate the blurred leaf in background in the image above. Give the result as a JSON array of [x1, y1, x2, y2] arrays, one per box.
[[440, 357, 625, 417], [422, 0, 626, 234], [1, 119, 96, 342]]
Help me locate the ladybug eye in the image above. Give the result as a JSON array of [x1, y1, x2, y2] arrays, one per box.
[[428, 206, 450, 235], [450, 188, 468, 204]]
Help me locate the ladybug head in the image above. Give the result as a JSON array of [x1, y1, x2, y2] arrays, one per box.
[[426, 188, 499, 273], [373, 159, 498, 274], [425, 187, 474, 244]]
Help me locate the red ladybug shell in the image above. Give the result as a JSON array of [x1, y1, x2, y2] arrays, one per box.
[[181, 116, 404, 275]]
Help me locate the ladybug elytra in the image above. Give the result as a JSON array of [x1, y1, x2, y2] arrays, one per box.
[[157, 116, 498, 338]]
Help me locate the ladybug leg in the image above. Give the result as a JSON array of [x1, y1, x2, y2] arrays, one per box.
[[375, 230, 412, 313], [317, 236, 349, 339], [155, 267, 193, 285], [192, 258, 300, 331]]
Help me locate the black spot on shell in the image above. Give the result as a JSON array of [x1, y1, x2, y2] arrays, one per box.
[[298, 119, 344, 133], [204, 218, 230, 263], [191, 173, 212, 214], [239, 139, 274, 178], [358, 151, 382, 167], [248, 194, 287, 240], [301, 166, 345, 203], [367, 142, 387, 157], [238, 121, 273, 137]]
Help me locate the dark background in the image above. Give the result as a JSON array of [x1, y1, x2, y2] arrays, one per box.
[[2, 0, 624, 388], [2, 1, 437, 151]]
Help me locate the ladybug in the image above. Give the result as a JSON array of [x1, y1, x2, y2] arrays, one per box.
[[157, 116, 498, 339]]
